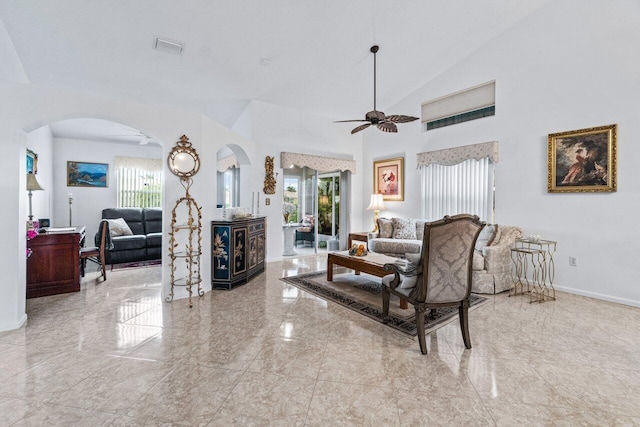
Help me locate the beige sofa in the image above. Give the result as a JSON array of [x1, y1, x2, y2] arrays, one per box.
[[368, 217, 522, 294]]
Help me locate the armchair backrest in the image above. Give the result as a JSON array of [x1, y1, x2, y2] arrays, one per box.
[[420, 214, 485, 304]]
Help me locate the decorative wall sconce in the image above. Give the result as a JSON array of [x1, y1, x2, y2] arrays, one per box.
[[263, 156, 277, 194]]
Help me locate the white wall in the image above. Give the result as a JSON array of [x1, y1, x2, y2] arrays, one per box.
[[363, 0, 640, 306], [52, 137, 162, 240], [0, 79, 255, 331], [235, 100, 364, 260]]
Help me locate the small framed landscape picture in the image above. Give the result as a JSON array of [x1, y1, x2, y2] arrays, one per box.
[[373, 157, 404, 201], [26, 149, 38, 174], [67, 161, 109, 188], [547, 124, 617, 193]]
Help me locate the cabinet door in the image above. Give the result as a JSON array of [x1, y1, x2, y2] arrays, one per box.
[[212, 225, 231, 280], [248, 235, 258, 269], [232, 226, 247, 276]]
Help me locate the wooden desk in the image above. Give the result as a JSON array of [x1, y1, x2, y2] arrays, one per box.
[[27, 226, 85, 298]]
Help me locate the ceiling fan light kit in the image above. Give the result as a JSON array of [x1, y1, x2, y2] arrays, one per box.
[[335, 45, 419, 134]]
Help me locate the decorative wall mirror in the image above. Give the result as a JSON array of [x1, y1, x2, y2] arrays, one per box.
[[168, 135, 200, 178]]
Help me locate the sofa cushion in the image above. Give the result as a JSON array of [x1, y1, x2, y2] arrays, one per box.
[[146, 232, 162, 248], [475, 224, 498, 252], [111, 235, 146, 251], [102, 208, 144, 235], [369, 238, 421, 254], [143, 208, 163, 234], [472, 250, 485, 271], [377, 217, 393, 238], [392, 218, 417, 240], [415, 220, 427, 241], [107, 218, 133, 237]]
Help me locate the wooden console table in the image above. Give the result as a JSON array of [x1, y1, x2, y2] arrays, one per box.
[[27, 226, 85, 298]]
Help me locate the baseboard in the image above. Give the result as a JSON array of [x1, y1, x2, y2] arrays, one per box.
[[554, 285, 640, 308], [0, 313, 28, 332]]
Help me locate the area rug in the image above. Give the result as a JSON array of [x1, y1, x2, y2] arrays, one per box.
[[111, 259, 162, 270], [281, 270, 488, 337]]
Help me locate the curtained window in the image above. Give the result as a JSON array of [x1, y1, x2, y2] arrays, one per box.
[[418, 142, 497, 222]]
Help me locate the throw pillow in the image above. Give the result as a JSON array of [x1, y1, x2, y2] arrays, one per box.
[[415, 220, 427, 241], [377, 217, 394, 238], [475, 224, 498, 252], [108, 218, 133, 237], [392, 218, 417, 240]]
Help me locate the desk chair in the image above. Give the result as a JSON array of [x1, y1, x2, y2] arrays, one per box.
[[80, 220, 107, 281]]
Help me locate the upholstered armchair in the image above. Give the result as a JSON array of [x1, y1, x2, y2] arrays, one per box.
[[382, 214, 485, 355]]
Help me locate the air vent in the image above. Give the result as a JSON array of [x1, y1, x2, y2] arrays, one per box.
[[153, 37, 184, 55]]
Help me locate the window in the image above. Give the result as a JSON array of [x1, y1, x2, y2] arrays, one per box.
[[421, 81, 495, 131], [115, 157, 163, 208], [418, 142, 498, 222], [117, 167, 163, 208]]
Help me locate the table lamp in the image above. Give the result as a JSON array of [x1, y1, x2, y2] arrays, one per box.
[[27, 172, 44, 227], [366, 193, 386, 233]]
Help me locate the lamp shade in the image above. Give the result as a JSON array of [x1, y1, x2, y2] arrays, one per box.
[[366, 194, 386, 211], [26, 173, 44, 191]]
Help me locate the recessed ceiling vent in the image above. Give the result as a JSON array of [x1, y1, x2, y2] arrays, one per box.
[[153, 37, 184, 55]]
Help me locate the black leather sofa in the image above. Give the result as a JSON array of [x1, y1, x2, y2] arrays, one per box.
[[97, 208, 162, 264]]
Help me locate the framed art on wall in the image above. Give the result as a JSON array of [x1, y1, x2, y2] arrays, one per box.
[[547, 124, 617, 193], [67, 161, 109, 187], [373, 157, 404, 201], [26, 149, 38, 174]]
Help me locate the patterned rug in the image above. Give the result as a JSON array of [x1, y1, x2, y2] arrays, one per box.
[[111, 259, 162, 270], [281, 270, 489, 337]]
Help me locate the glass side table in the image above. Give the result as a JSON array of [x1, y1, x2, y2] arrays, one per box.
[[510, 238, 557, 303]]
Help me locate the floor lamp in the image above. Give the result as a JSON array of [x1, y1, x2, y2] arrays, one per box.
[[26, 172, 44, 228], [366, 194, 386, 233]]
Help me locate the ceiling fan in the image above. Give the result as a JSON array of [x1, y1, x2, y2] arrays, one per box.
[[107, 127, 152, 145], [335, 45, 419, 134]]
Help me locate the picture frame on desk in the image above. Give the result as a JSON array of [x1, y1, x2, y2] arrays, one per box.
[[67, 161, 109, 188]]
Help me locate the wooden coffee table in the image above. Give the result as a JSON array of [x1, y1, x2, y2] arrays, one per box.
[[327, 251, 408, 309]]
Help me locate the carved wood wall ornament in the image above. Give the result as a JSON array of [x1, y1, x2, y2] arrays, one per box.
[[263, 156, 277, 194]]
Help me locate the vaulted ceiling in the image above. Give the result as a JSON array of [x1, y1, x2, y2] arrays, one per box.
[[0, 0, 552, 130]]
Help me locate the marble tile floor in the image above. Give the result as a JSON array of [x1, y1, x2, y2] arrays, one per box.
[[2, 255, 640, 426]]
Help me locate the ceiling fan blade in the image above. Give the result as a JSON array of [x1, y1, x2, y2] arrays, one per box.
[[377, 122, 398, 133], [385, 115, 419, 123], [334, 119, 369, 123], [351, 123, 372, 134]]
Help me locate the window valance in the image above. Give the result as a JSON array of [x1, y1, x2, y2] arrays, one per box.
[[115, 156, 163, 172], [217, 154, 239, 172], [280, 152, 356, 173], [416, 141, 498, 167]]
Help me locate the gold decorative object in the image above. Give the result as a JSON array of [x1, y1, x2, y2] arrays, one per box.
[[166, 135, 203, 307], [510, 238, 557, 303], [263, 156, 277, 194]]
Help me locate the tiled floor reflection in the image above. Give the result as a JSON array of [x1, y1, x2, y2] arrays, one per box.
[[2, 256, 640, 425]]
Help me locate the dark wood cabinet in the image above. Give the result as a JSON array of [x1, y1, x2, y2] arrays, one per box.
[[211, 217, 266, 290], [26, 227, 85, 298]]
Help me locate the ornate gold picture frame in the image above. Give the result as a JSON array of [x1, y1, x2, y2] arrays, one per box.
[[373, 157, 404, 201], [547, 124, 617, 193]]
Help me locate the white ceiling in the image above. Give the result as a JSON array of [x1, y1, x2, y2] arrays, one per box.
[[0, 0, 551, 136]]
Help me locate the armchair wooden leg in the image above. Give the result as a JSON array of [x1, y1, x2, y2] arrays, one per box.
[[416, 305, 427, 355], [459, 299, 472, 349], [382, 287, 391, 324]]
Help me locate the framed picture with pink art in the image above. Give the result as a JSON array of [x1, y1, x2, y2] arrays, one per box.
[[373, 157, 404, 201], [547, 124, 617, 193]]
